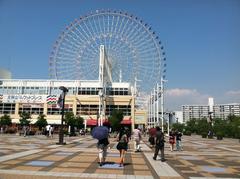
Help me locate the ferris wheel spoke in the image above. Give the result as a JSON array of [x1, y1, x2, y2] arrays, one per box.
[[85, 17, 103, 55], [82, 20, 100, 55], [107, 14, 115, 55]]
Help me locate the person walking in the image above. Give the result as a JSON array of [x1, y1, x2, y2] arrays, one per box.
[[116, 127, 129, 167], [45, 124, 50, 137], [153, 127, 165, 161], [49, 125, 52, 138], [148, 134, 155, 148], [176, 130, 182, 151], [133, 127, 142, 152], [169, 130, 175, 152], [23, 125, 27, 137], [97, 136, 109, 166]]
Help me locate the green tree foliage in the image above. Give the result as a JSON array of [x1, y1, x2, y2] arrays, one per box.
[[213, 118, 225, 138], [65, 112, 75, 136], [226, 115, 240, 139], [19, 112, 31, 126], [171, 123, 184, 132], [64, 112, 84, 136], [75, 116, 84, 129], [65, 112, 75, 126], [109, 109, 123, 132], [183, 115, 240, 139], [185, 118, 197, 133], [35, 114, 48, 130], [0, 114, 12, 126], [196, 118, 210, 135]]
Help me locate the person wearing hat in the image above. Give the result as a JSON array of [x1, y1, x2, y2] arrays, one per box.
[[153, 126, 165, 161]]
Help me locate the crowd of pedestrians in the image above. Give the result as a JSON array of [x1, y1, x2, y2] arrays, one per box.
[[93, 125, 184, 167]]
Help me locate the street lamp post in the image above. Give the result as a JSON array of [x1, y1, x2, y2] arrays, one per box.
[[57, 86, 68, 145], [160, 77, 167, 132]]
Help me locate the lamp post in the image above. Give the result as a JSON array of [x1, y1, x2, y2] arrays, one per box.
[[160, 77, 167, 132], [57, 86, 68, 145]]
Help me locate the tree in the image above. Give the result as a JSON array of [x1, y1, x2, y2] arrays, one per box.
[[184, 118, 197, 133], [109, 109, 123, 132], [171, 123, 184, 132], [35, 114, 48, 130], [19, 112, 31, 126], [0, 114, 12, 132], [0, 114, 12, 126], [225, 115, 240, 139], [65, 112, 77, 136], [75, 116, 84, 129], [213, 118, 226, 139]]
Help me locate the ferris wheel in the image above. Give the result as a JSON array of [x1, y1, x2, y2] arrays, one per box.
[[49, 10, 166, 92]]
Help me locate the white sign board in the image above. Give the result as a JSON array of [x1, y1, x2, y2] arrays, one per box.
[[2, 94, 48, 103]]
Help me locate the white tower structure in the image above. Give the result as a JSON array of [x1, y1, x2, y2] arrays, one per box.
[[98, 45, 112, 126], [208, 97, 214, 113]]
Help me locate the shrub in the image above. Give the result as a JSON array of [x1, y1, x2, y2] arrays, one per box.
[[183, 130, 191, 136], [216, 131, 224, 140], [201, 132, 207, 138]]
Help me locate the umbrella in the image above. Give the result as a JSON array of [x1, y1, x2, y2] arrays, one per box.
[[91, 126, 109, 140], [149, 128, 157, 136]]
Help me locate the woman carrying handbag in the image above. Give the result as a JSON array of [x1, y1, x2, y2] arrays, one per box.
[[116, 127, 129, 167]]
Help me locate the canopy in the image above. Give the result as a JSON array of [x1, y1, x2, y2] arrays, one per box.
[[121, 117, 132, 125], [86, 119, 97, 126], [86, 118, 110, 126]]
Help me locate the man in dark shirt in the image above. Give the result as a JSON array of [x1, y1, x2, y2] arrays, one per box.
[[153, 126, 165, 162]]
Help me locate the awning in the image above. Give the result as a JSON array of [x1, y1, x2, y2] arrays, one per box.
[[86, 118, 110, 126], [121, 117, 132, 125], [86, 119, 97, 126]]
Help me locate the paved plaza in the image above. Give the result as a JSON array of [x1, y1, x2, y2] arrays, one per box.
[[0, 134, 239, 179]]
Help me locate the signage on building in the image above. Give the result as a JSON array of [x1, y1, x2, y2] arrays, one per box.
[[2, 94, 48, 103], [135, 115, 145, 124], [1, 94, 58, 104]]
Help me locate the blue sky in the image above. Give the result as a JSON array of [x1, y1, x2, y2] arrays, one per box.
[[0, 0, 240, 110]]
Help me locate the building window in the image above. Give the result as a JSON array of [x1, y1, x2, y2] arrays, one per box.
[[0, 103, 16, 114], [18, 103, 44, 115]]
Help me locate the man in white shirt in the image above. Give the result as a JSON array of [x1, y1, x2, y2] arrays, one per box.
[[46, 124, 50, 137], [133, 127, 142, 152]]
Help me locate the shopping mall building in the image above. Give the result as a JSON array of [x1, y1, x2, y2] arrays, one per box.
[[0, 79, 147, 129]]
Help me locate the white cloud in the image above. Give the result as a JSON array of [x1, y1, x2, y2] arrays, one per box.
[[165, 88, 209, 111], [166, 88, 199, 97], [226, 90, 240, 96]]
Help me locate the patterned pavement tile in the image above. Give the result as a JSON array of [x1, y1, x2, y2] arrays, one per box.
[[134, 170, 152, 175], [0, 134, 240, 178], [25, 160, 55, 167], [2, 160, 22, 165], [40, 155, 67, 161], [59, 162, 91, 168], [95, 169, 124, 174], [50, 167, 85, 173], [18, 154, 42, 160], [132, 164, 149, 170], [14, 166, 44, 171]]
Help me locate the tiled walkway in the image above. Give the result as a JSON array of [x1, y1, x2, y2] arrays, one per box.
[[0, 134, 239, 179]]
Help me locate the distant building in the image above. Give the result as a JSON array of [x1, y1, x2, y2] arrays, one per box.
[[0, 68, 12, 79], [182, 98, 240, 122], [173, 111, 183, 123]]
